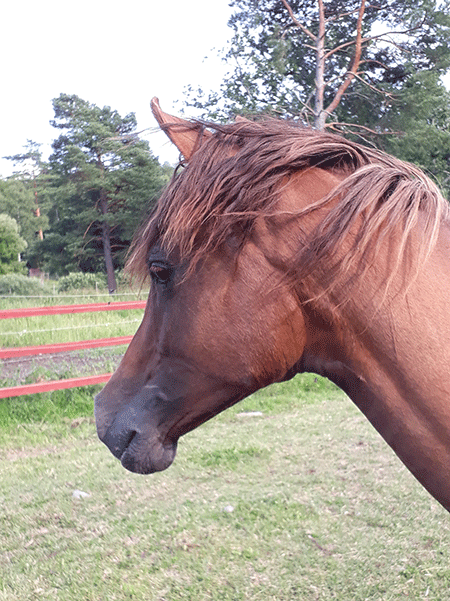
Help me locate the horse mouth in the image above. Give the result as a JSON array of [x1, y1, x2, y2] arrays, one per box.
[[96, 416, 178, 475], [119, 434, 178, 474]]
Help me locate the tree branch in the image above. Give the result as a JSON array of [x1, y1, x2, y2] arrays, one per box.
[[280, 0, 316, 42], [324, 37, 371, 61], [351, 71, 396, 98], [323, 22, 420, 63], [314, 0, 327, 128], [325, 0, 366, 119], [325, 121, 400, 135], [281, 27, 316, 51], [325, 4, 383, 23]]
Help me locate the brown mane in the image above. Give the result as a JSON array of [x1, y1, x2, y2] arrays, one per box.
[[127, 118, 448, 300]]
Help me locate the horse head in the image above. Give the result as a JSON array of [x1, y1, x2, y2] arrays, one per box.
[[94, 100, 317, 474]]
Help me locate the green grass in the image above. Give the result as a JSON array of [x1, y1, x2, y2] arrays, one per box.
[[0, 286, 145, 403], [1, 375, 450, 600], [0, 310, 143, 347], [0, 285, 148, 308], [0, 286, 148, 348]]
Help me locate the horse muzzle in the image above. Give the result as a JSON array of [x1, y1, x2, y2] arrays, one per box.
[[94, 388, 178, 474]]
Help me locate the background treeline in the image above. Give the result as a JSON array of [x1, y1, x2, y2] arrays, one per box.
[[0, 94, 172, 291], [1, 0, 450, 288]]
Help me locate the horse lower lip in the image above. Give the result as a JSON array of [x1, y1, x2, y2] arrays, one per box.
[[119, 437, 178, 474]]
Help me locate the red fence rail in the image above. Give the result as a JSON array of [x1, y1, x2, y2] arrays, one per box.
[[0, 300, 144, 399], [0, 374, 112, 400], [0, 336, 134, 359], [0, 300, 146, 320]]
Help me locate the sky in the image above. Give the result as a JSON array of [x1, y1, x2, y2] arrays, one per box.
[[0, 0, 234, 176]]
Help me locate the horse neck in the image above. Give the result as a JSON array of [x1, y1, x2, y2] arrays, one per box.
[[300, 223, 450, 511], [341, 219, 450, 386]]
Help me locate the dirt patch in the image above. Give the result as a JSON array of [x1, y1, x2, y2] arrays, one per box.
[[0, 348, 124, 386]]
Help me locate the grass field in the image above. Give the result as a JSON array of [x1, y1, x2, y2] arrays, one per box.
[[1, 374, 450, 600], [0, 286, 147, 389], [0, 288, 148, 349]]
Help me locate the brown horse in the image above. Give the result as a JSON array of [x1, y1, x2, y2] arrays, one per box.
[[95, 99, 450, 513]]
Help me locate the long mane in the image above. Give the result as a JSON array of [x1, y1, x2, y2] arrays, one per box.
[[127, 118, 448, 300]]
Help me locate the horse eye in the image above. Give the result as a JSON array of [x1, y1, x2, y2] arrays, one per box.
[[149, 262, 172, 285]]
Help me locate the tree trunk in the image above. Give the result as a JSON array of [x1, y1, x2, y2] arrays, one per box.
[[99, 190, 117, 294], [324, 0, 366, 120], [314, 0, 326, 129], [282, 0, 367, 130]]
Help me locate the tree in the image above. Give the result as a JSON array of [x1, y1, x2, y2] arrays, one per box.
[[380, 70, 450, 196], [46, 94, 169, 290], [0, 214, 27, 275], [3, 140, 46, 240], [0, 176, 48, 252], [1, 141, 50, 268], [186, 0, 450, 132]]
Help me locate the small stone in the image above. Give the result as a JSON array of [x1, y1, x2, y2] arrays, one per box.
[[223, 505, 234, 513], [72, 489, 90, 499]]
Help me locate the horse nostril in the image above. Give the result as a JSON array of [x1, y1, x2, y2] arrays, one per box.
[[102, 424, 137, 460], [118, 429, 137, 458]]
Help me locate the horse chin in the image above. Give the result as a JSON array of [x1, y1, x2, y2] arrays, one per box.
[[119, 436, 178, 475]]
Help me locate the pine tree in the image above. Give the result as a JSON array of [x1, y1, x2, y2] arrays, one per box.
[[46, 94, 169, 289]]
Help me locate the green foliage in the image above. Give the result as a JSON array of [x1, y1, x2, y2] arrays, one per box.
[[185, 0, 450, 195], [0, 97, 171, 282], [187, 0, 450, 122], [56, 271, 107, 292], [0, 386, 96, 429], [41, 94, 170, 287], [0, 177, 47, 249], [185, 0, 450, 147], [0, 141, 49, 269], [0, 214, 27, 274], [0, 273, 45, 295], [379, 71, 450, 197]]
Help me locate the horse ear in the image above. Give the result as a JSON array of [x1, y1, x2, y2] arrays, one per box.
[[151, 98, 211, 161]]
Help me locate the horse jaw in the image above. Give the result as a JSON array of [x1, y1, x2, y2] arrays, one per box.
[[151, 97, 211, 161]]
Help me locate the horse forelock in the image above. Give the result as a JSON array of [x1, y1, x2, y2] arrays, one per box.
[[126, 117, 449, 302]]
